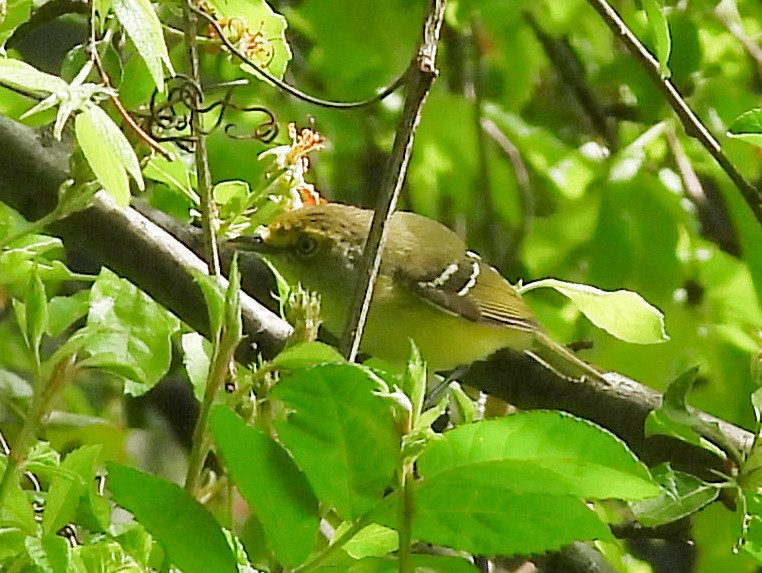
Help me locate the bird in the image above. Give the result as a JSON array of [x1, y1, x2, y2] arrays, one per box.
[[231, 202, 604, 380]]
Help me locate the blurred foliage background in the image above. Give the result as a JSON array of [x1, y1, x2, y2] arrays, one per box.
[[2, 0, 762, 570]]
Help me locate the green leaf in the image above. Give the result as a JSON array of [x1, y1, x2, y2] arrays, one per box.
[[110, 522, 155, 567], [111, 0, 174, 90], [271, 363, 399, 519], [43, 445, 102, 535], [401, 341, 426, 427], [210, 407, 319, 567], [206, 0, 292, 79], [642, 0, 671, 78], [523, 278, 668, 344], [194, 271, 225, 342], [347, 554, 480, 572], [728, 108, 762, 148], [221, 254, 243, 351], [0, 368, 32, 401], [75, 105, 144, 206], [340, 523, 398, 559], [24, 264, 48, 356], [0, 57, 67, 94], [0, 526, 26, 561], [75, 110, 128, 205], [77, 541, 143, 572], [645, 367, 734, 456], [418, 411, 660, 500], [25, 534, 69, 573], [47, 290, 90, 337], [181, 332, 211, 402], [270, 341, 345, 370], [144, 151, 199, 205], [630, 463, 719, 527], [0, 469, 38, 533], [82, 268, 180, 395], [375, 486, 613, 556], [0, 0, 32, 48], [107, 463, 237, 573]]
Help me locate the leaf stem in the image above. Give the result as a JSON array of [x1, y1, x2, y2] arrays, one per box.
[[0, 356, 76, 508], [184, 344, 229, 495], [295, 514, 371, 573], [398, 462, 414, 573], [0, 210, 58, 250]]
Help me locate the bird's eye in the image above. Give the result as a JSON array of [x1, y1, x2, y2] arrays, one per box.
[[295, 234, 318, 258]]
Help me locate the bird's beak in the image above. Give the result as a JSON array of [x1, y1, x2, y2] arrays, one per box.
[[226, 228, 270, 253]]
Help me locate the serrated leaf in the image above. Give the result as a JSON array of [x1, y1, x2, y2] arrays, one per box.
[[0, 527, 26, 561], [340, 523, 398, 559], [206, 0, 292, 79], [75, 110, 128, 205], [270, 341, 345, 370], [0, 0, 32, 48], [347, 554, 480, 572], [728, 108, 762, 148], [740, 491, 762, 563], [194, 271, 225, 341], [112, 0, 173, 90], [0, 469, 37, 533], [182, 332, 211, 402], [47, 290, 90, 337], [645, 367, 734, 456], [77, 540, 144, 572], [630, 463, 718, 527], [642, 0, 671, 79], [524, 279, 668, 344], [211, 407, 319, 567], [0, 57, 67, 93], [271, 363, 399, 519], [82, 268, 180, 395], [418, 411, 660, 500], [24, 264, 48, 356], [402, 341, 426, 426], [75, 105, 144, 205], [43, 445, 102, 534], [25, 535, 69, 573], [144, 151, 199, 205], [375, 486, 613, 556], [222, 254, 242, 350], [107, 463, 237, 573]]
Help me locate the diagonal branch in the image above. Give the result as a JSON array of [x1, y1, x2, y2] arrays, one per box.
[[0, 114, 751, 487], [586, 0, 762, 226], [339, 0, 447, 361]]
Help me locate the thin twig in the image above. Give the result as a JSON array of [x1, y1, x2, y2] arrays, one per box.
[[189, 2, 406, 110], [468, 18, 496, 244], [88, 6, 173, 160], [183, 0, 220, 276], [585, 0, 762, 226], [480, 118, 535, 247], [182, 0, 225, 496], [665, 122, 707, 207], [1, 114, 751, 492], [339, 0, 447, 361], [524, 11, 617, 150]]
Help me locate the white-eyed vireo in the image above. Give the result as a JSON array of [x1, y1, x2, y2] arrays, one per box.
[[233, 202, 602, 378]]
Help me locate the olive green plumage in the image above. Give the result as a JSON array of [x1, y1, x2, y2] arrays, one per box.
[[234, 203, 602, 379]]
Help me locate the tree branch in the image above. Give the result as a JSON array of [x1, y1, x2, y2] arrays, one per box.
[[0, 115, 291, 360], [585, 0, 762, 226], [339, 0, 447, 360], [0, 114, 751, 482]]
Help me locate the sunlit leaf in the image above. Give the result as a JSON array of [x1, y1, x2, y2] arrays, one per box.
[[107, 463, 237, 573]]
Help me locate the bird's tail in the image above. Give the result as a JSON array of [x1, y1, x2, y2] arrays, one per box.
[[527, 331, 609, 385]]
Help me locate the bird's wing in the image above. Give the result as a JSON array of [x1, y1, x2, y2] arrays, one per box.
[[396, 251, 538, 332]]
